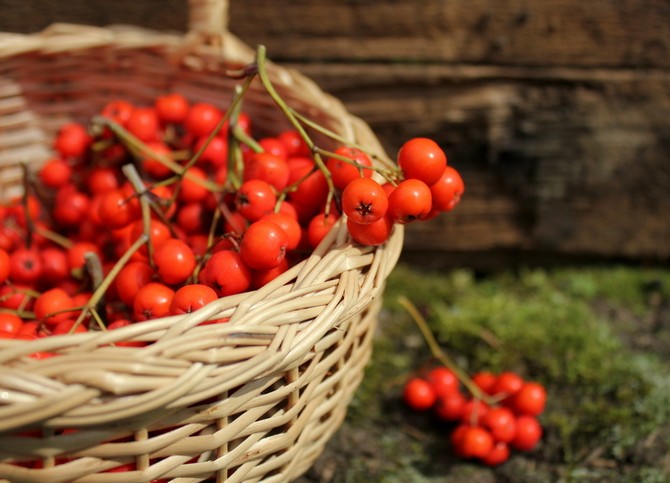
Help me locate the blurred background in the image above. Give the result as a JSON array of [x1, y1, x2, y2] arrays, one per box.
[[4, 0, 668, 271]]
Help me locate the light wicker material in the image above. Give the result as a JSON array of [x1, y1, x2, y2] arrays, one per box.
[[0, 1, 404, 482]]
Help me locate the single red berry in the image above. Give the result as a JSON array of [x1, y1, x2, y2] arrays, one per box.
[[434, 391, 467, 421], [458, 426, 495, 460], [240, 220, 289, 270], [397, 137, 447, 185], [0, 313, 23, 335], [54, 122, 91, 159], [39, 247, 70, 284], [492, 371, 525, 403], [114, 261, 155, 307], [430, 165, 465, 212], [512, 382, 547, 416], [261, 212, 302, 251], [342, 177, 389, 225], [33, 288, 75, 326], [203, 250, 252, 297], [101, 100, 135, 126], [326, 146, 373, 190], [244, 152, 291, 191], [258, 137, 288, 160], [472, 371, 498, 395], [426, 366, 460, 398], [98, 189, 140, 229], [133, 282, 175, 321], [39, 158, 72, 189], [126, 107, 160, 142], [155, 93, 189, 124], [194, 135, 228, 168], [152, 238, 196, 285], [346, 213, 394, 246], [278, 130, 310, 157], [235, 179, 277, 222], [9, 248, 42, 284], [403, 377, 437, 411], [387, 179, 432, 223], [482, 407, 517, 443], [178, 166, 209, 203], [185, 102, 223, 138], [307, 213, 340, 249], [169, 284, 218, 315], [482, 441, 511, 466], [512, 415, 543, 451], [140, 141, 174, 179], [53, 187, 90, 227], [86, 167, 120, 194]]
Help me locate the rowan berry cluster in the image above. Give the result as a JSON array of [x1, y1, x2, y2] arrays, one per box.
[[0, 80, 464, 346], [403, 367, 546, 466]]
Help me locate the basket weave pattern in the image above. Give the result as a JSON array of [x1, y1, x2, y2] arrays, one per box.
[[0, 1, 403, 481]]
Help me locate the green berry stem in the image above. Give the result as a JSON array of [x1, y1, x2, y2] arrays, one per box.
[[255, 45, 337, 212], [92, 116, 223, 193], [69, 233, 149, 334], [290, 109, 394, 168], [397, 295, 493, 404]]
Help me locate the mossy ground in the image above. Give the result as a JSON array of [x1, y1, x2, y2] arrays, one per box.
[[299, 262, 670, 483]]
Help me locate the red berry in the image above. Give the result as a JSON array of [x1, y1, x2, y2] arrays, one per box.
[[492, 371, 525, 402], [397, 137, 447, 185], [326, 146, 373, 190], [346, 213, 394, 246], [203, 250, 252, 297], [482, 441, 511, 466], [426, 366, 460, 398], [341, 177, 389, 225], [434, 391, 467, 421], [458, 426, 495, 460], [513, 382, 547, 416], [482, 406, 517, 443], [152, 238, 196, 285], [239, 220, 288, 270], [430, 165, 465, 212], [387, 179, 432, 224], [512, 415, 543, 451], [169, 284, 218, 315], [133, 282, 175, 321], [403, 377, 437, 411]]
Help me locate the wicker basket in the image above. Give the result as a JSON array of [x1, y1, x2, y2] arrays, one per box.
[[0, 1, 404, 481]]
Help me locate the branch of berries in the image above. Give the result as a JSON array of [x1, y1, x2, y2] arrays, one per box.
[[0, 45, 465, 348], [398, 297, 546, 466]]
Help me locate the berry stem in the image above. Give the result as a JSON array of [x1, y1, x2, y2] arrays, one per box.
[[69, 234, 148, 333], [255, 45, 337, 212], [291, 109, 394, 168], [397, 295, 492, 403], [92, 116, 223, 193]]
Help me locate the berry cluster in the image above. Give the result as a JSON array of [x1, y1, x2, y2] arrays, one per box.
[[403, 367, 546, 466], [0, 87, 464, 346]]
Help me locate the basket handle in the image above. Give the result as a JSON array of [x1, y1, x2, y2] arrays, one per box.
[[188, 0, 229, 37]]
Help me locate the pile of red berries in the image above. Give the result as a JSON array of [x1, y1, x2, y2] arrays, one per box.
[[0, 91, 465, 345], [403, 367, 546, 466]]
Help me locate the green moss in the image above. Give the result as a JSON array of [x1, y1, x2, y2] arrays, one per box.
[[345, 263, 670, 480]]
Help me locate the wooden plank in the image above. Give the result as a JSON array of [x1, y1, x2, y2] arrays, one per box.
[[286, 63, 670, 260], [3, 1, 670, 69], [227, 0, 670, 68]]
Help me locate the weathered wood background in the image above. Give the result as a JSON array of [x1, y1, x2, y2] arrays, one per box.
[[3, 0, 670, 267]]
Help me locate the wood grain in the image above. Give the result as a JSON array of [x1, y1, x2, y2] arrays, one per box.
[[2, 0, 669, 263]]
